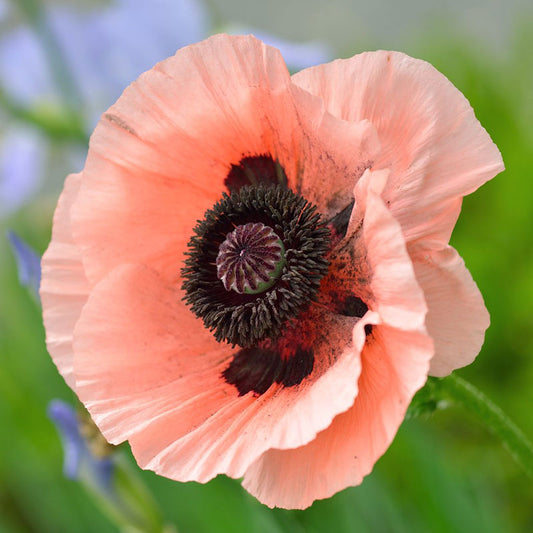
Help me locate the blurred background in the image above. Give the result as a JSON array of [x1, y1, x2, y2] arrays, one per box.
[[1, 0, 532, 531]]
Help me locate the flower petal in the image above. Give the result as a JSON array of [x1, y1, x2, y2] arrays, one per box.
[[41, 173, 89, 389], [73, 264, 364, 482], [242, 166, 432, 508], [330, 168, 428, 331], [293, 89, 380, 219], [292, 50, 504, 245], [71, 34, 310, 286], [411, 243, 490, 376], [228, 27, 333, 71], [243, 324, 432, 509]]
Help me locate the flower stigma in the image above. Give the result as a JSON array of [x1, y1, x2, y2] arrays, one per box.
[[216, 222, 286, 294]]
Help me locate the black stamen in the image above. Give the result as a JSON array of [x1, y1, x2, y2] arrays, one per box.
[[182, 184, 330, 347]]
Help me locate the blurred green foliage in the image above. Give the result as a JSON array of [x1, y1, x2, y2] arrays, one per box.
[[1, 10, 533, 533]]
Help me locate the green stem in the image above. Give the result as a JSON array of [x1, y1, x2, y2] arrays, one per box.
[[96, 454, 175, 533], [434, 374, 533, 477], [74, 405, 175, 532], [0, 85, 88, 143]]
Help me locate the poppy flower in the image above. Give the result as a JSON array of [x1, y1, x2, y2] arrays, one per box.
[[40, 34, 503, 509]]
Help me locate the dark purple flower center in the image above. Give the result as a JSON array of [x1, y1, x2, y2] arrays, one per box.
[[181, 184, 330, 347]]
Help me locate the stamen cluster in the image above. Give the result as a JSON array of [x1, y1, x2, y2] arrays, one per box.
[[182, 185, 330, 347]]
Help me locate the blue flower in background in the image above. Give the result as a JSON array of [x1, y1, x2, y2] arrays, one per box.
[[0, 24, 55, 107], [47, 399, 114, 492], [0, 126, 46, 217], [7, 230, 42, 300], [48, 399, 167, 531]]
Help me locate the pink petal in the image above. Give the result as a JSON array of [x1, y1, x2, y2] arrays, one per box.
[[345, 168, 428, 330], [40, 173, 89, 389], [411, 243, 490, 376], [243, 324, 432, 509], [292, 50, 504, 246], [71, 34, 310, 286], [291, 85, 380, 218], [243, 166, 433, 509], [73, 264, 365, 482]]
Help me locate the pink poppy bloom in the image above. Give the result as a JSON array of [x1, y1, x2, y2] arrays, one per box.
[[41, 34, 504, 509]]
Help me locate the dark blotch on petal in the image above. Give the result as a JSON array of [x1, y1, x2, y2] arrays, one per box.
[[327, 200, 354, 240], [225, 154, 288, 192], [223, 347, 314, 396], [364, 324, 373, 336], [327, 291, 368, 319], [280, 348, 315, 388], [341, 295, 368, 317]]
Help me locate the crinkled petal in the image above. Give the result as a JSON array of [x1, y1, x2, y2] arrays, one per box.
[[292, 50, 504, 245], [72, 34, 316, 287], [243, 324, 432, 509], [227, 27, 333, 71], [411, 242, 490, 376], [329, 168, 428, 331], [41, 173, 89, 389], [293, 87, 380, 219], [243, 173, 432, 508], [356, 169, 426, 328], [73, 264, 364, 482]]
